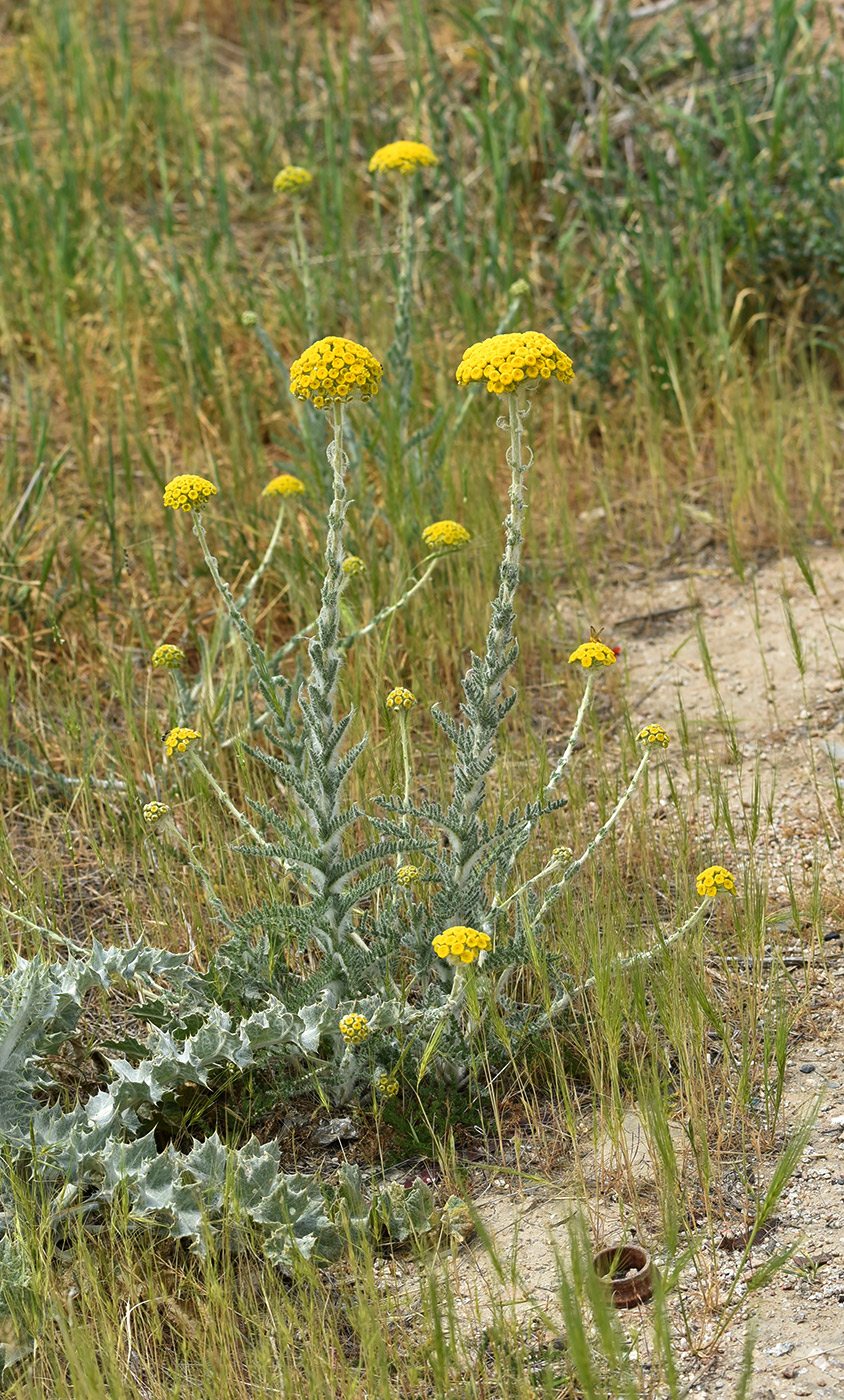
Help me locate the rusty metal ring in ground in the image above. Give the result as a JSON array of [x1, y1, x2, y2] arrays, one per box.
[[592, 1244, 655, 1307]]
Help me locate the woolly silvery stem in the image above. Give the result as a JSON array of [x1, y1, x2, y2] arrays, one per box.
[[442, 390, 532, 906], [545, 671, 595, 792], [191, 513, 289, 729], [236, 500, 288, 612], [389, 179, 415, 417], [394, 709, 414, 867], [291, 202, 317, 344], [533, 895, 713, 1031], [186, 752, 285, 868], [530, 746, 655, 931]]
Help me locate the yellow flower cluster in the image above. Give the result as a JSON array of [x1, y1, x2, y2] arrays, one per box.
[[339, 1013, 370, 1046], [552, 845, 574, 865], [455, 332, 574, 395], [431, 925, 491, 965], [163, 475, 217, 513], [163, 727, 201, 757], [273, 165, 312, 194], [696, 866, 736, 898], [342, 556, 366, 576], [289, 336, 382, 409], [263, 473, 305, 498], [422, 520, 471, 553], [386, 687, 416, 710], [637, 724, 671, 748], [569, 640, 617, 668], [151, 644, 185, 670], [369, 141, 438, 174], [397, 864, 420, 886], [142, 802, 170, 825], [376, 1072, 400, 1097]]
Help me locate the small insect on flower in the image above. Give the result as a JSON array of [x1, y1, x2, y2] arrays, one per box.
[[142, 802, 170, 825], [369, 140, 438, 174], [150, 644, 185, 670], [432, 926, 491, 966], [421, 520, 471, 553], [696, 865, 736, 898], [289, 336, 382, 409], [386, 687, 416, 710], [637, 723, 671, 748], [375, 1072, 400, 1097], [262, 473, 305, 498], [163, 475, 217, 513], [163, 727, 201, 757], [339, 1013, 370, 1046], [396, 864, 420, 886], [342, 556, 366, 577], [273, 165, 312, 195], [455, 331, 574, 395]]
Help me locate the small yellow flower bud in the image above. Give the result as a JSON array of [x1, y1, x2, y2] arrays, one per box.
[[163, 475, 217, 513], [637, 724, 670, 748], [421, 520, 471, 553], [386, 687, 416, 710], [339, 1013, 370, 1046], [142, 802, 170, 825], [151, 644, 185, 670], [696, 865, 736, 898], [369, 141, 438, 174], [262, 473, 305, 498], [397, 864, 420, 886], [163, 727, 201, 758]]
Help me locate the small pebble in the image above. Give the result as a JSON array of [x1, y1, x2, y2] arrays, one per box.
[[800, 1064, 816, 1074], [823, 930, 842, 941]]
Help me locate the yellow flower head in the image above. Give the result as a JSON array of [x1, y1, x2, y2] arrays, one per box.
[[386, 686, 416, 710], [142, 801, 170, 825], [455, 331, 574, 395], [273, 165, 312, 195], [422, 520, 471, 553], [263, 473, 305, 498], [369, 140, 438, 174], [342, 555, 366, 577], [552, 845, 574, 865], [696, 865, 736, 898], [397, 864, 421, 886], [375, 1072, 400, 1097], [289, 336, 383, 409], [163, 475, 217, 513], [151, 644, 185, 670], [637, 724, 671, 749], [339, 1013, 370, 1046], [163, 727, 201, 758], [432, 925, 491, 966], [569, 640, 617, 668]]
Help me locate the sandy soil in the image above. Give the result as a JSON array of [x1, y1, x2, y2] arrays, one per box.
[[439, 545, 844, 1396]]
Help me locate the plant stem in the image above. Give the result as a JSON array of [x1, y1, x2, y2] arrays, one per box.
[[292, 201, 317, 343], [545, 672, 595, 791], [534, 895, 712, 1029], [191, 512, 287, 726], [530, 746, 655, 931], [188, 753, 285, 866], [236, 502, 286, 612]]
